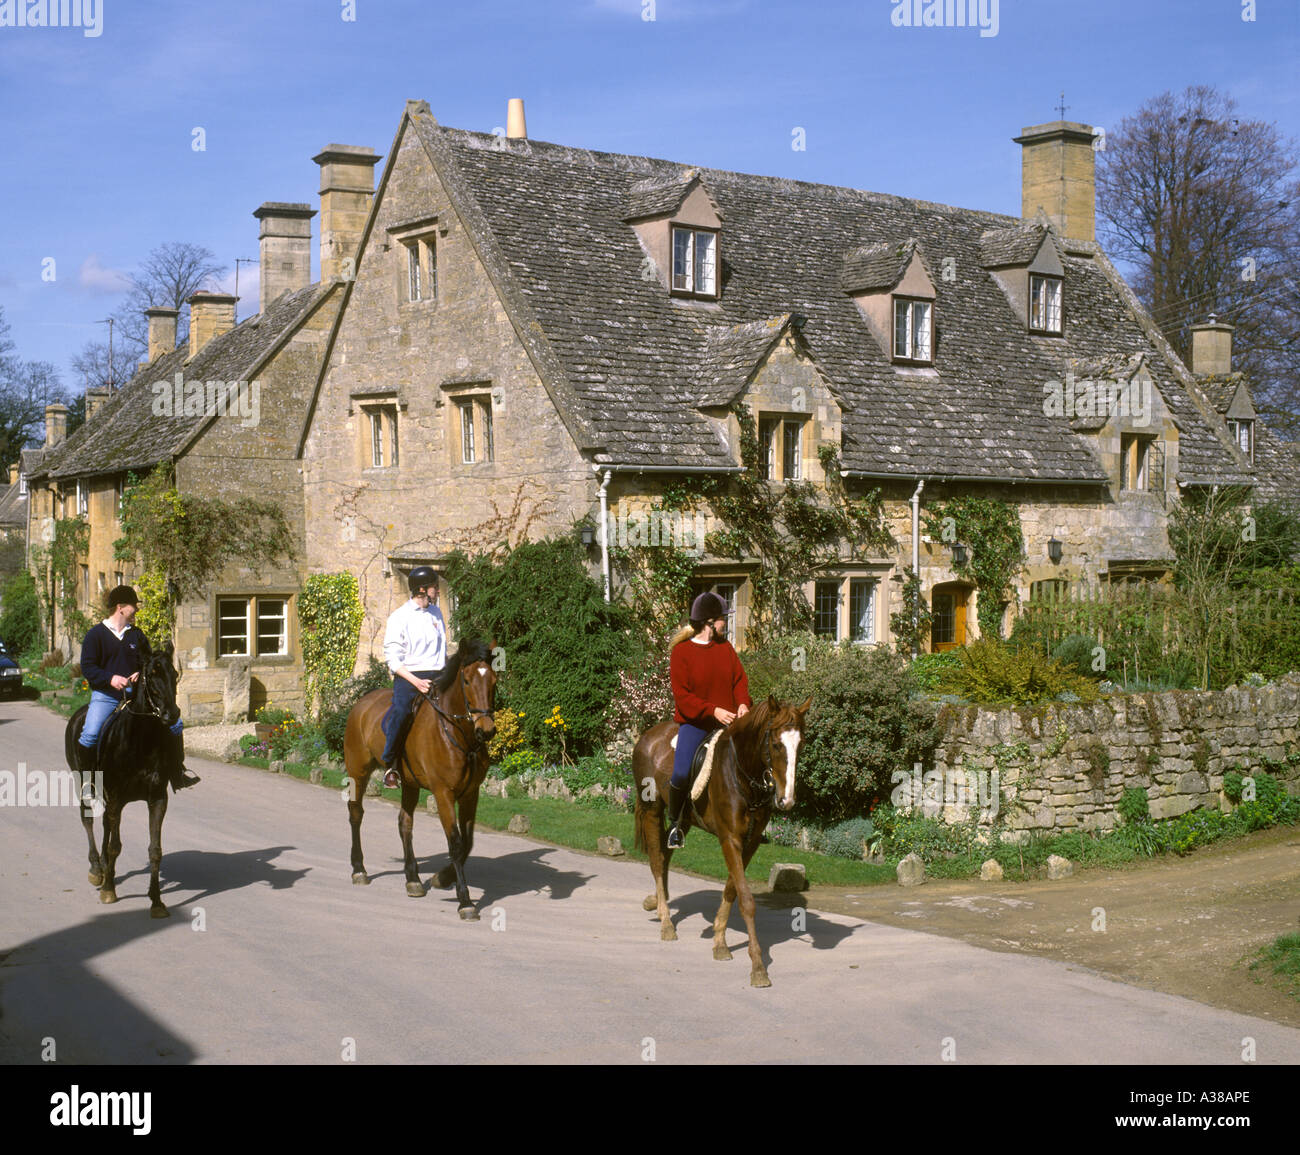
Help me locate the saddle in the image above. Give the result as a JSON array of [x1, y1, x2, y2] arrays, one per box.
[[669, 728, 725, 802]]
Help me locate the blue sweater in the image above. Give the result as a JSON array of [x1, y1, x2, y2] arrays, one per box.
[[81, 623, 147, 699]]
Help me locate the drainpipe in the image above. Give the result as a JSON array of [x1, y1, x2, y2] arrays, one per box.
[[910, 478, 926, 659], [594, 466, 612, 602]]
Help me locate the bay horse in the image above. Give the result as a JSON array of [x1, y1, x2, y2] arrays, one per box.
[[65, 638, 183, 918], [632, 694, 811, 987], [343, 639, 496, 919]]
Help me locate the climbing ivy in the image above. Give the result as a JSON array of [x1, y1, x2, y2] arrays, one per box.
[[132, 569, 174, 649], [31, 516, 93, 646], [923, 497, 1025, 641], [888, 566, 933, 657], [297, 572, 364, 716]]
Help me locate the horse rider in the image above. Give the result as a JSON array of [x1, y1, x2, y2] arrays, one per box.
[[379, 565, 447, 788], [665, 590, 751, 848], [76, 584, 199, 792]]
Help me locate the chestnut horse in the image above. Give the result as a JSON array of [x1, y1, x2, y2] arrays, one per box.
[[343, 640, 496, 919], [65, 638, 182, 918], [632, 694, 811, 987]]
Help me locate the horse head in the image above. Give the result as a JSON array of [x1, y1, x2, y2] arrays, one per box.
[[757, 693, 812, 812], [137, 637, 181, 728], [449, 638, 497, 745]]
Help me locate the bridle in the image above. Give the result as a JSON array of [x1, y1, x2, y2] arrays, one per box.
[[420, 659, 494, 758], [730, 720, 782, 813], [115, 657, 177, 725]]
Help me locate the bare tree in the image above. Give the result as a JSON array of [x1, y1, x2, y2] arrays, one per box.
[[1097, 86, 1300, 431], [108, 242, 227, 364], [0, 307, 67, 467]]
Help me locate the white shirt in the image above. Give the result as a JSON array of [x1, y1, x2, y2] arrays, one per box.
[[384, 599, 447, 674]]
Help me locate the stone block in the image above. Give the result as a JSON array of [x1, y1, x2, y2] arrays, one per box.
[[597, 835, 625, 857], [897, 852, 925, 887], [310, 767, 323, 784], [507, 813, 530, 833], [222, 658, 251, 724], [768, 863, 806, 891], [426, 794, 439, 816], [269, 759, 284, 775], [1046, 854, 1073, 879]]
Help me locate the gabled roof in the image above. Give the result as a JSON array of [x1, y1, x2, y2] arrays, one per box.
[[392, 110, 1246, 485], [841, 238, 922, 294], [624, 168, 721, 222], [979, 220, 1059, 268], [693, 314, 799, 408], [0, 475, 26, 530], [31, 283, 333, 483]]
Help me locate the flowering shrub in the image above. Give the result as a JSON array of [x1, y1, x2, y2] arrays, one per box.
[[604, 653, 673, 742], [488, 707, 526, 763]]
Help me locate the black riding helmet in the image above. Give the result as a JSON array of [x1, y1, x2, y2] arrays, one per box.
[[690, 591, 726, 623], [407, 566, 437, 594]]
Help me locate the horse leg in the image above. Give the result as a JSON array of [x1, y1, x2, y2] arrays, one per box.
[[712, 877, 738, 961], [640, 793, 676, 941], [433, 785, 477, 920], [98, 800, 124, 905], [719, 835, 769, 987], [147, 793, 169, 919], [399, 782, 425, 897], [81, 799, 103, 887], [348, 772, 370, 884]]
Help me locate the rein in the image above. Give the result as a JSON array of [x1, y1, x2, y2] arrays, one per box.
[[726, 717, 778, 813], [114, 662, 173, 725], [418, 660, 491, 759]]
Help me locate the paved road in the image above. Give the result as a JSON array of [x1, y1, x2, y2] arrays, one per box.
[[3, 697, 1299, 1064]]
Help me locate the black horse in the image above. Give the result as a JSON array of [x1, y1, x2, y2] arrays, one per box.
[[65, 637, 183, 918]]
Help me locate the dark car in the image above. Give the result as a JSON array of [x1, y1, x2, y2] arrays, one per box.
[[0, 642, 23, 697]]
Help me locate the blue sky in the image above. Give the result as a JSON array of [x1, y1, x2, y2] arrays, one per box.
[[1, 0, 1296, 386]]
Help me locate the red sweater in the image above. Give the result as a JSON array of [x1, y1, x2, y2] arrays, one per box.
[[670, 637, 752, 726]]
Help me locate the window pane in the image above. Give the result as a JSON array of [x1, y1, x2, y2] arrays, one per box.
[[479, 398, 494, 463], [218, 599, 250, 656], [912, 301, 931, 360], [388, 409, 399, 467], [672, 229, 691, 291], [759, 418, 777, 480], [1046, 279, 1061, 330], [371, 411, 383, 467], [256, 599, 288, 657], [694, 231, 715, 295], [458, 400, 474, 462], [714, 582, 737, 641], [1030, 276, 1045, 329], [814, 580, 840, 639], [894, 299, 909, 357], [408, 243, 421, 300], [425, 237, 437, 300], [850, 579, 875, 643], [931, 593, 954, 646], [783, 420, 800, 480]]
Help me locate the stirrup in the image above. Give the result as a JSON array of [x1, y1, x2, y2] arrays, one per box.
[[666, 824, 685, 849], [171, 767, 201, 792], [383, 766, 400, 789]]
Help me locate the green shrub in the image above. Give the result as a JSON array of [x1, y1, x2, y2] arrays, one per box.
[[1118, 786, 1150, 826], [908, 650, 964, 691], [0, 569, 42, 655], [937, 639, 1100, 705], [498, 749, 544, 779], [819, 817, 877, 859], [740, 634, 940, 822], [1052, 634, 1101, 679], [319, 656, 393, 757]]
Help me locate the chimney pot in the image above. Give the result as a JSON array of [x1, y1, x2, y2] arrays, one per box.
[[313, 144, 380, 282], [1189, 320, 1235, 376], [144, 306, 180, 362], [1013, 120, 1098, 242], [506, 98, 527, 139], [45, 403, 69, 448], [253, 201, 316, 313], [186, 291, 238, 359]]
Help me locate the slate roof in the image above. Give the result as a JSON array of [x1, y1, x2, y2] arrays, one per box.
[[841, 239, 918, 294], [624, 171, 705, 221], [693, 314, 794, 407], [407, 111, 1249, 485], [979, 220, 1056, 268], [30, 284, 331, 483], [0, 475, 26, 530]]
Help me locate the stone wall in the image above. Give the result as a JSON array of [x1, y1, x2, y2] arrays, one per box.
[[899, 674, 1300, 834]]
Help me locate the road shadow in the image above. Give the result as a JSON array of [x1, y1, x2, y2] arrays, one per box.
[[365, 845, 595, 906], [106, 845, 309, 906], [0, 906, 196, 1064]]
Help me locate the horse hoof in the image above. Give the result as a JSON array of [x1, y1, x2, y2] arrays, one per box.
[[660, 924, 677, 942], [406, 881, 427, 898], [642, 894, 658, 911], [99, 891, 118, 905], [458, 905, 479, 921], [88, 872, 103, 887], [750, 970, 772, 989], [434, 868, 456, 889], [713, 946, 733, 961], [150, 906, 170, 920], [351, 872, 370, 886]]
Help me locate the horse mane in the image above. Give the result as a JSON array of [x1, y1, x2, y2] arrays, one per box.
[[725, 698, 774, 769], [434, 638, 492, 693]]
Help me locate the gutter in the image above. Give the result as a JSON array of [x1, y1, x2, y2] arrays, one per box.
[[593, 466, 612, 603]]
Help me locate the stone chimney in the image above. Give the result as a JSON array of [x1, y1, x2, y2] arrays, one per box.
[[313, 144, 380, 282], [85, 386, 111, 422], [145, 306, 179, 362], [253, 201, 316, 312], [187, 292, 238, 359], [1189, 318, 1234, 376], [1013, 120, 1098, 242], [507, 98, 527, 139], [45, 403, 69, 448]]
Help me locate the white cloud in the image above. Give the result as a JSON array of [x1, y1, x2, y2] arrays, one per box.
[[77, 254, 132, 295]]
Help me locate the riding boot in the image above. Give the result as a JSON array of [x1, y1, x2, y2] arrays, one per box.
[[75, 739, 99, 808], [666, 782, 689, 849], [168, 731, 201, 792]]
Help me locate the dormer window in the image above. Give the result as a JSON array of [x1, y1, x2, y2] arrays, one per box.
[[1227, 418, 1253, 462], [671, 226, 718, 298], [758, 413, 805, 481], [893, 297, 932, 364], [1029, 274, 1063, 334]]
